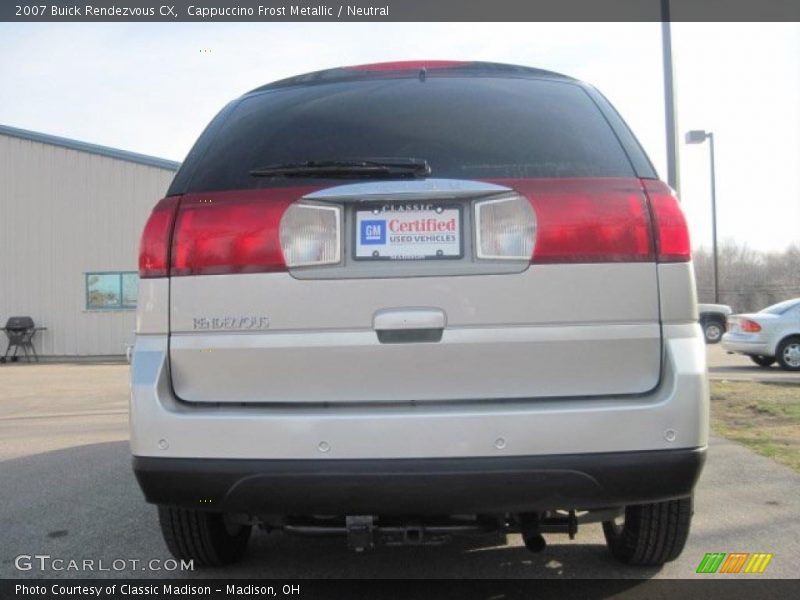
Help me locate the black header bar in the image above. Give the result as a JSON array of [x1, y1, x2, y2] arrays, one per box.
[[2, 0, 799, 22], [3, 579, 800, 600]]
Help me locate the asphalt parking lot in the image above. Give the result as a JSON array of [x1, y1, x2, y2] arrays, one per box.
[[707, 343, 800, 383], [1, 358, 799, 580]]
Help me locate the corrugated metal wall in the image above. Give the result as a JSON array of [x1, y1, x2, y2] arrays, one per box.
[[0, 134, 176, 356]]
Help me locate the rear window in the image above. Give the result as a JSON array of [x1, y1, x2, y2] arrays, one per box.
[[176, 77, 636, 193], [760, 299, 800, 315]]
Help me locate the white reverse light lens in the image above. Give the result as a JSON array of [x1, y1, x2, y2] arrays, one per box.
[[280, 203, 341, 267], [475, 195, 536, 260]]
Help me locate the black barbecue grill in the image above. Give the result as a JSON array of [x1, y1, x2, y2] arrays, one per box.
[[0, 317, 46, 363]]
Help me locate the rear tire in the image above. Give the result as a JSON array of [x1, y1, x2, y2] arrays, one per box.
[[702, 319, 724, 344], [749, 355, 775, 368], [776, 337, 800, 371], [602, 497, 692, 566], [157, 506, 251, 567]]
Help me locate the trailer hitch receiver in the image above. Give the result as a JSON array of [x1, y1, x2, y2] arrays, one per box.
[[346, 515, 375, 552]]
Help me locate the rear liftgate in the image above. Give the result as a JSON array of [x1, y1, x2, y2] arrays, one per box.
[[165, 177, 670, 405]]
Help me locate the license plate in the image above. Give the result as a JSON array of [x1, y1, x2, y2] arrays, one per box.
[[354, 205, 462, 260]]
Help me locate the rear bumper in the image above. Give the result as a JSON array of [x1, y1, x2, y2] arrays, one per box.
[[721, 333, 772, 356], [133, 447, 706, 514]]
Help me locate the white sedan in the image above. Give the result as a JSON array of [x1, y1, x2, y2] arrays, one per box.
[[722, 298, 800, 370]]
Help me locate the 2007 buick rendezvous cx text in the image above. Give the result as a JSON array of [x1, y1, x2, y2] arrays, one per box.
[[130, 61, 708, 567]]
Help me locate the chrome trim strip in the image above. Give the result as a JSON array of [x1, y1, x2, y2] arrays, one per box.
[[303, 178, 512, 201]]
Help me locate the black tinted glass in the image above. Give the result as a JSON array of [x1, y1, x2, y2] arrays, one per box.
[[180, 77, 635, 193]]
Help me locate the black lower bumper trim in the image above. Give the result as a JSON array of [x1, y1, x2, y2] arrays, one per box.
[[133, 448, 705, 514]]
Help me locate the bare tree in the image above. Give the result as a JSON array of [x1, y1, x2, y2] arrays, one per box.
[[693, 241, 800, 312]]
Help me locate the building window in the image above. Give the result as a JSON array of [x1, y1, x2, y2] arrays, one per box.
[[86, 272, 138, 310]]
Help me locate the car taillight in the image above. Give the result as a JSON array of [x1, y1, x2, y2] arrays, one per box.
[[641, 180, 691, 262], [171, 194, 292, 277], [167, 187, 329, 277], [474, 195, 536, 260], [138, 196, 180, 278], [496, 178, 655, 263], [740, 319, 762, 333], [279, 203, 341, 267], [493, 178, 691, 264]]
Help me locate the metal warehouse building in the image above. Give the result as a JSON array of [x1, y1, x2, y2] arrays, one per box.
[[0, 124, 179, 357]]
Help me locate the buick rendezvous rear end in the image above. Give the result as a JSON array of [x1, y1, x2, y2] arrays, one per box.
[[130, 61, 708, 567]]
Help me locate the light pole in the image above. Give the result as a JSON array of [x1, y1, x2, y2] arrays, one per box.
[[661, 1, 680, 194], [685, 129, 719, 303]]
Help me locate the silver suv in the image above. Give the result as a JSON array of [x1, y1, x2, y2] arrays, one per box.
[[131, 61, 708, 568]]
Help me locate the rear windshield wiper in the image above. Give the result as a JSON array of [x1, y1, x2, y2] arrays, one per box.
[[249, 158, 431, 179]]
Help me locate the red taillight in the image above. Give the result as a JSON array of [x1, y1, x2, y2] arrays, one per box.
[[740, 319, 762, 333], [138, 196, 180, 278], [495, 178, 655, 263], [347, 60, 467, 71], [642, 180, 691, 262], [146, 177, 691, 277], [169, 187, 320, 277], [494, 178, 690, 264]]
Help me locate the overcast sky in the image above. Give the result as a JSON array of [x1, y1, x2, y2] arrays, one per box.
[[1, 22, 798, 251]]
